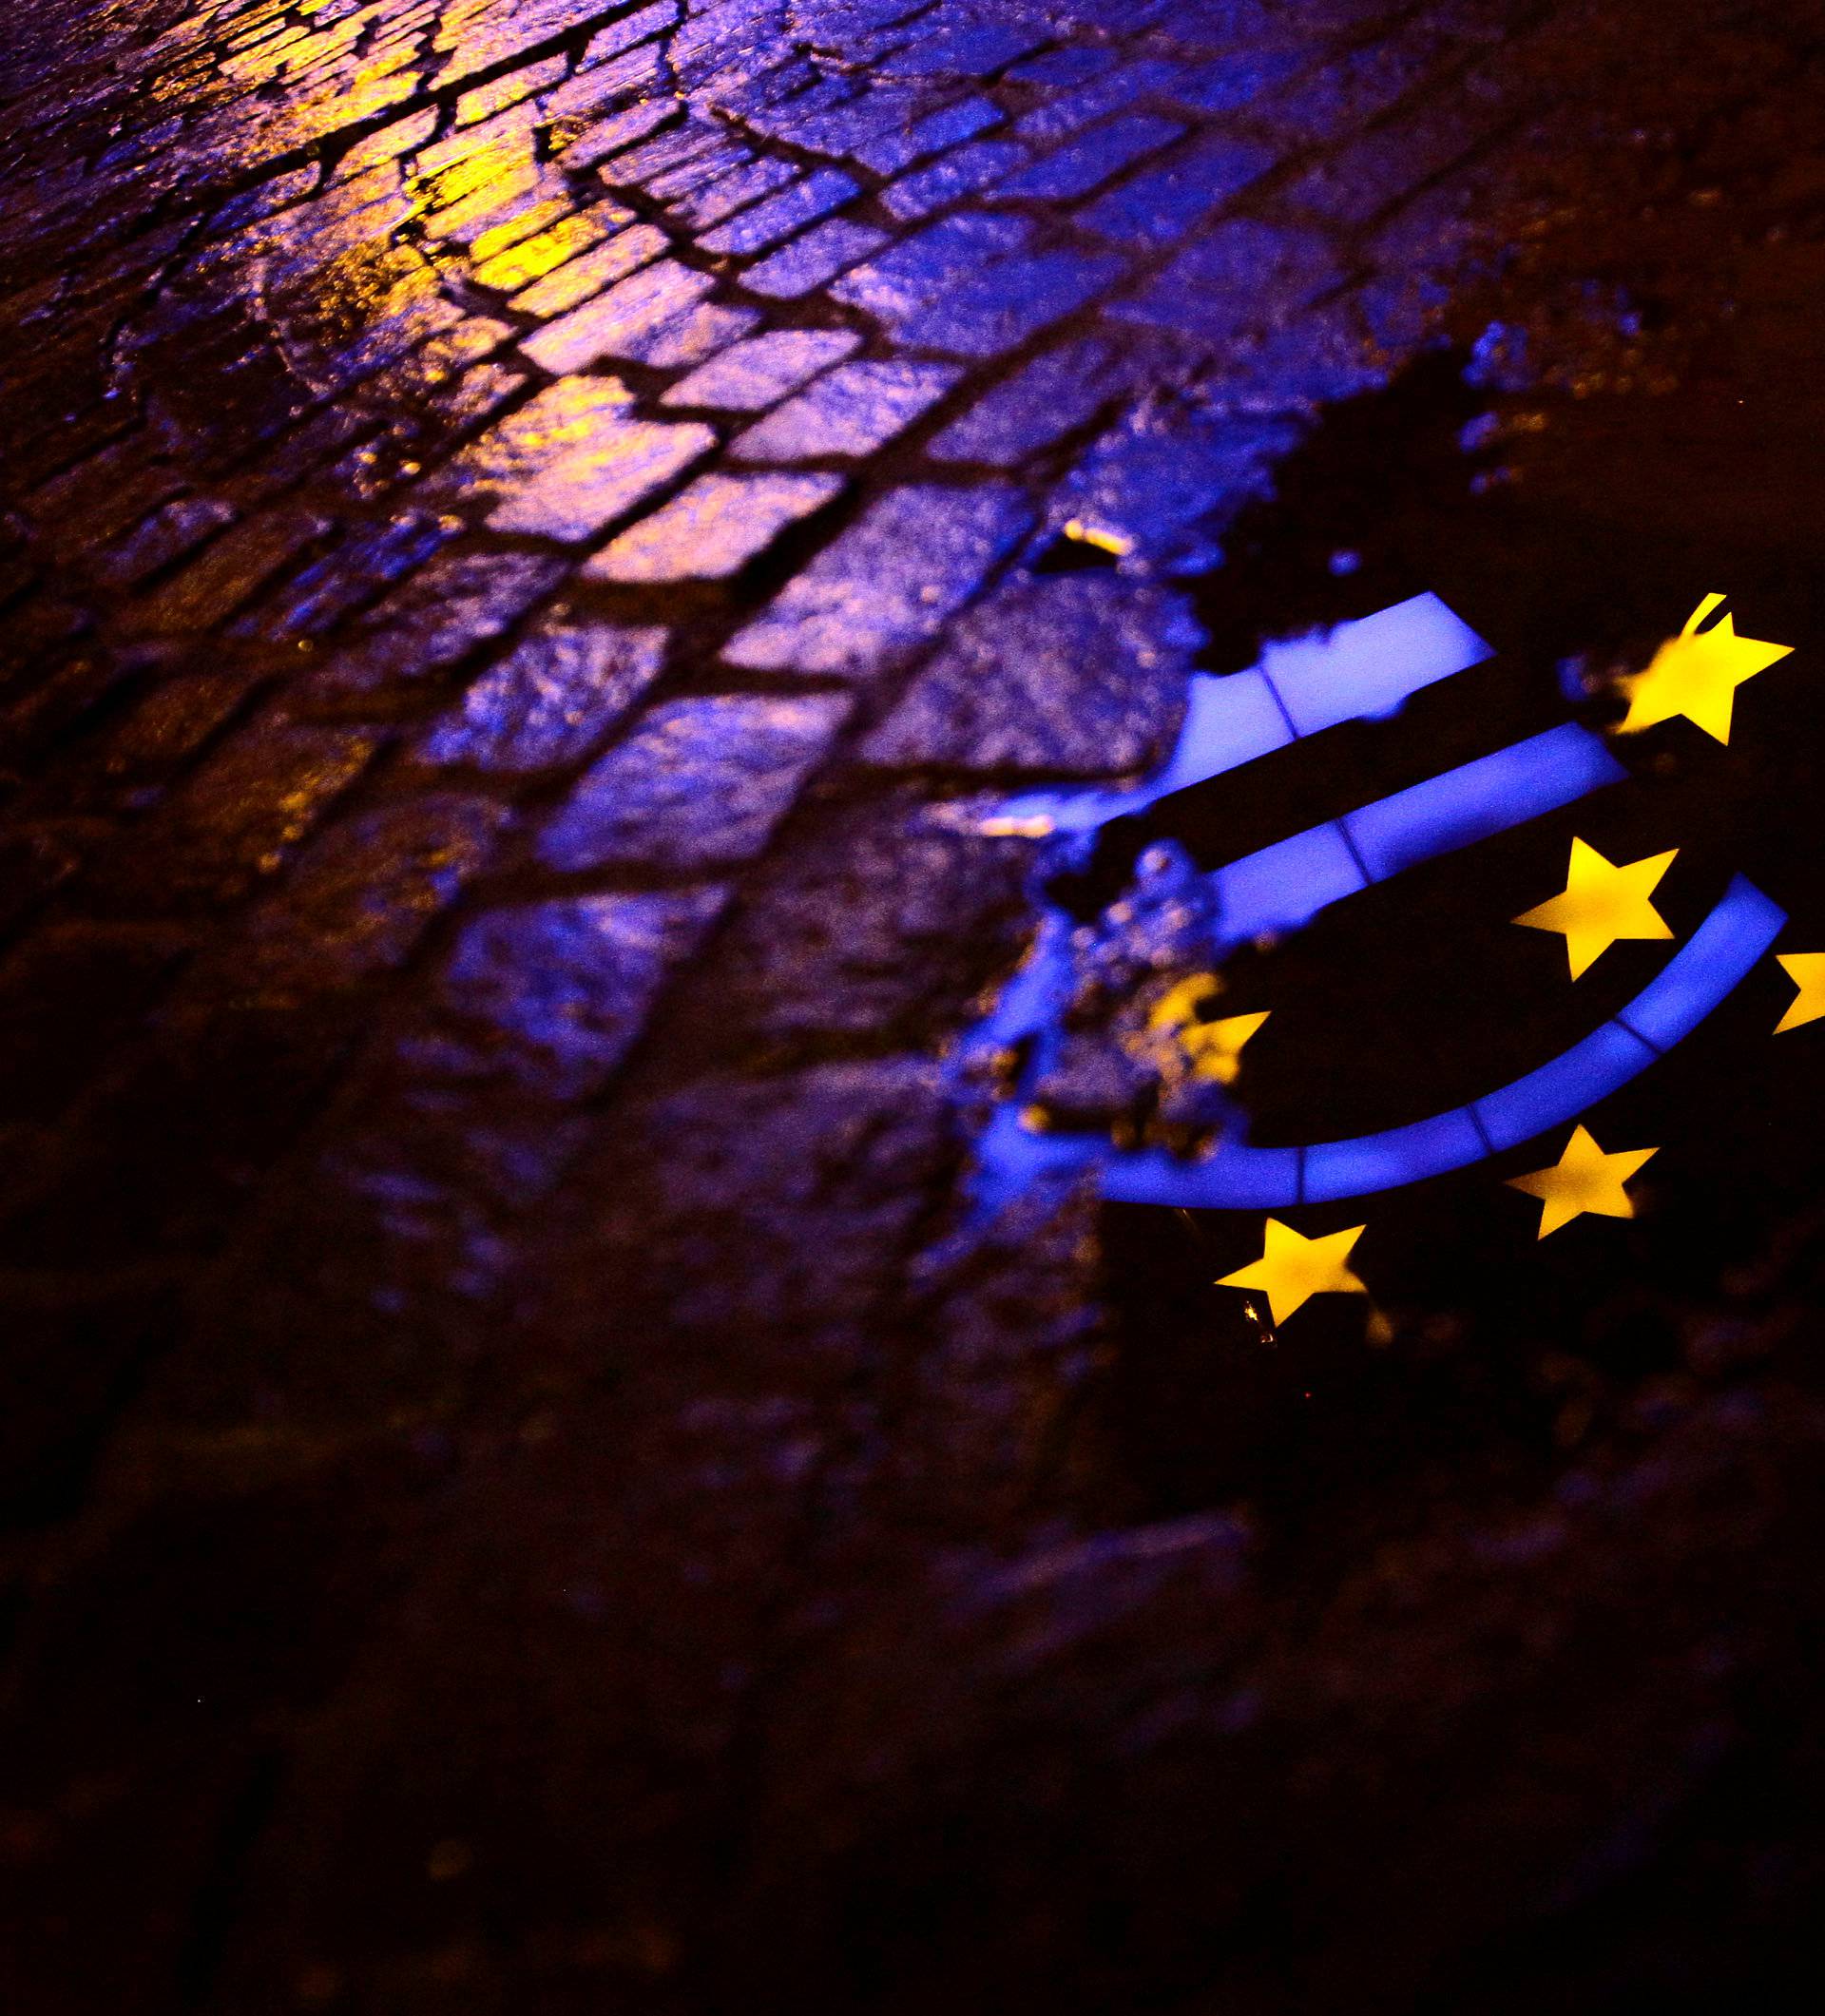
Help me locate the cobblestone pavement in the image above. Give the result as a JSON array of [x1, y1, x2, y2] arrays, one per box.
[[8, 2, 1825, 2010]]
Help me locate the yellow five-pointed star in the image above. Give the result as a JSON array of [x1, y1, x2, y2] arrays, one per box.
[[1776, 952, 1825, 1033], [1514, 836, 1678, 979], [1146, 975, 1270, 1085], [1217, 1218, 1368, 1326], [1178, 1010, 1271, 1084], [1618, 593, 1793, 744], [1507, 1125, 1659, 1238], [1137, 975, 1266, 1088]]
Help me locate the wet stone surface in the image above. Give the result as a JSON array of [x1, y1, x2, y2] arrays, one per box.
[[7, 2, 1825, 2012]]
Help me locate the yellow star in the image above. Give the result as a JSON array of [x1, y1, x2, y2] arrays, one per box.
[[1146, 974, 1270, 1085], [1514, 836, 1678, 979], [1618, 593, 1793, 744], [1180, 1011, 1270, 1084], [1506, 1124, 1658, 1238], [1217, 1218, 1367, 1326], [1775, 952, 1825, 1033]]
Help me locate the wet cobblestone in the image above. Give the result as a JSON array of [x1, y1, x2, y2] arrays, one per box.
[[8, 0, 1825, 2009]]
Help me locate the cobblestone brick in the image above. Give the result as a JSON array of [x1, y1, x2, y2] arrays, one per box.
[[229, 509, 458, 644], [490, 414, 714, 540], [518, 258, 717, 372], [66, 658, 269, 809], [851, 94, 1004, 174], [863, 574, 1201, 775], [1080, 130, 1278, 246], [192, 793, 507, 1006], [416, 886, 729, 1099], [678, 784, 1035, 1057], [473, 202, 634, 294], [1162, 46, 1308, 114], [1284, 91, 1518, 226], [1048, 401, 1301, 569], [672, 151, 799, 226], [740, 217, 889, 296], [584, 469, 845, 580], [926, 332, 1152, 466], [700, 166, 859, 253], [989, 112, 1185, 200], [662, 327, 861, 410], [882, 17, 1047, 80], [538, 690, 854, 871], [730, 358, 961, 460], [1107, 216, 1343, 344], [624, 298, 759, 367], [1014, 56, 1183, 139], [893, 243, 1129, 355], [90, 496, 238, 590], [877, 137, 1030, 219], [302, 549, 567, 710], [831, 210, 1033, 326], [504, 220, 665, 315], [83, 715, 383, 913], [584, 1052, 957, 1350], [417, 616, 669, 771], [722, 482, 1033, 677], [127, 507, 336, 636], [1253, 28, 1462, 144]]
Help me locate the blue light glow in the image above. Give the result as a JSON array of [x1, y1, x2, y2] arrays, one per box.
[[991, 591, 1492, 834], [1472, 1021, 1658, 1155], [1213, 724, 1625, 940], [1342, 725, 1624, 884], [1085, 1140, 1303, 1211], [1094, 877, 1788, 1209], [959, 593, 1783, 1216], [1261, 590, 1493, 736], [1214, 821, 1366, 938], [1301, 1108, 1489, 1204], [1618, 876, 1788, 1051]]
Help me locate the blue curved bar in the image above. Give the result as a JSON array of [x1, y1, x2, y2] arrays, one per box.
[[1471, 1020, 1657, 1157], [1211, 723, 1624, 941], [989, 592, 1494, 834], [1100, 877, 1786, 1210]]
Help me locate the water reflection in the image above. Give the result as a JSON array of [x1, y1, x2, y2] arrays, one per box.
[[958, 593, 1790, 1219]]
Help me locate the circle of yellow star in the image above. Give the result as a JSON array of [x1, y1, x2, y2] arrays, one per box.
[[1618, 593, 1793, 745], [1506, 1124, 1659, 1238], [1513, 836, 1678, 979], [1775, 952, 1825, 1033], [1217, 1218, 1367, 1326]]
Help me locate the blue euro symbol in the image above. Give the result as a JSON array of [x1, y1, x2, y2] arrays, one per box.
[[967, 594, 1785, 1212]]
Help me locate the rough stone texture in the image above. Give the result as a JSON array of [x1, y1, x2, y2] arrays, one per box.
[[537, 690, 854, 871], [415, 885, 730, 1098], [585, 470, 845, 581], [722, 483, 1037, 676], [416, 615, 669, 771], [730, 359, 963, 461], [863, 573, 1204, 776], [5, 2, 1825, 2012]]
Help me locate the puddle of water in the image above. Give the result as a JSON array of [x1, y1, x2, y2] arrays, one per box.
[[955, 591, 1787, 1219]]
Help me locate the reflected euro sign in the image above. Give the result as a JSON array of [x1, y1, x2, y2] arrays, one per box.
[[962, 593, 1787, 1213]]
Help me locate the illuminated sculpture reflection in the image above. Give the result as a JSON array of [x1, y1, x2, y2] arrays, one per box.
[[960, 592, 1794, 1245]]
